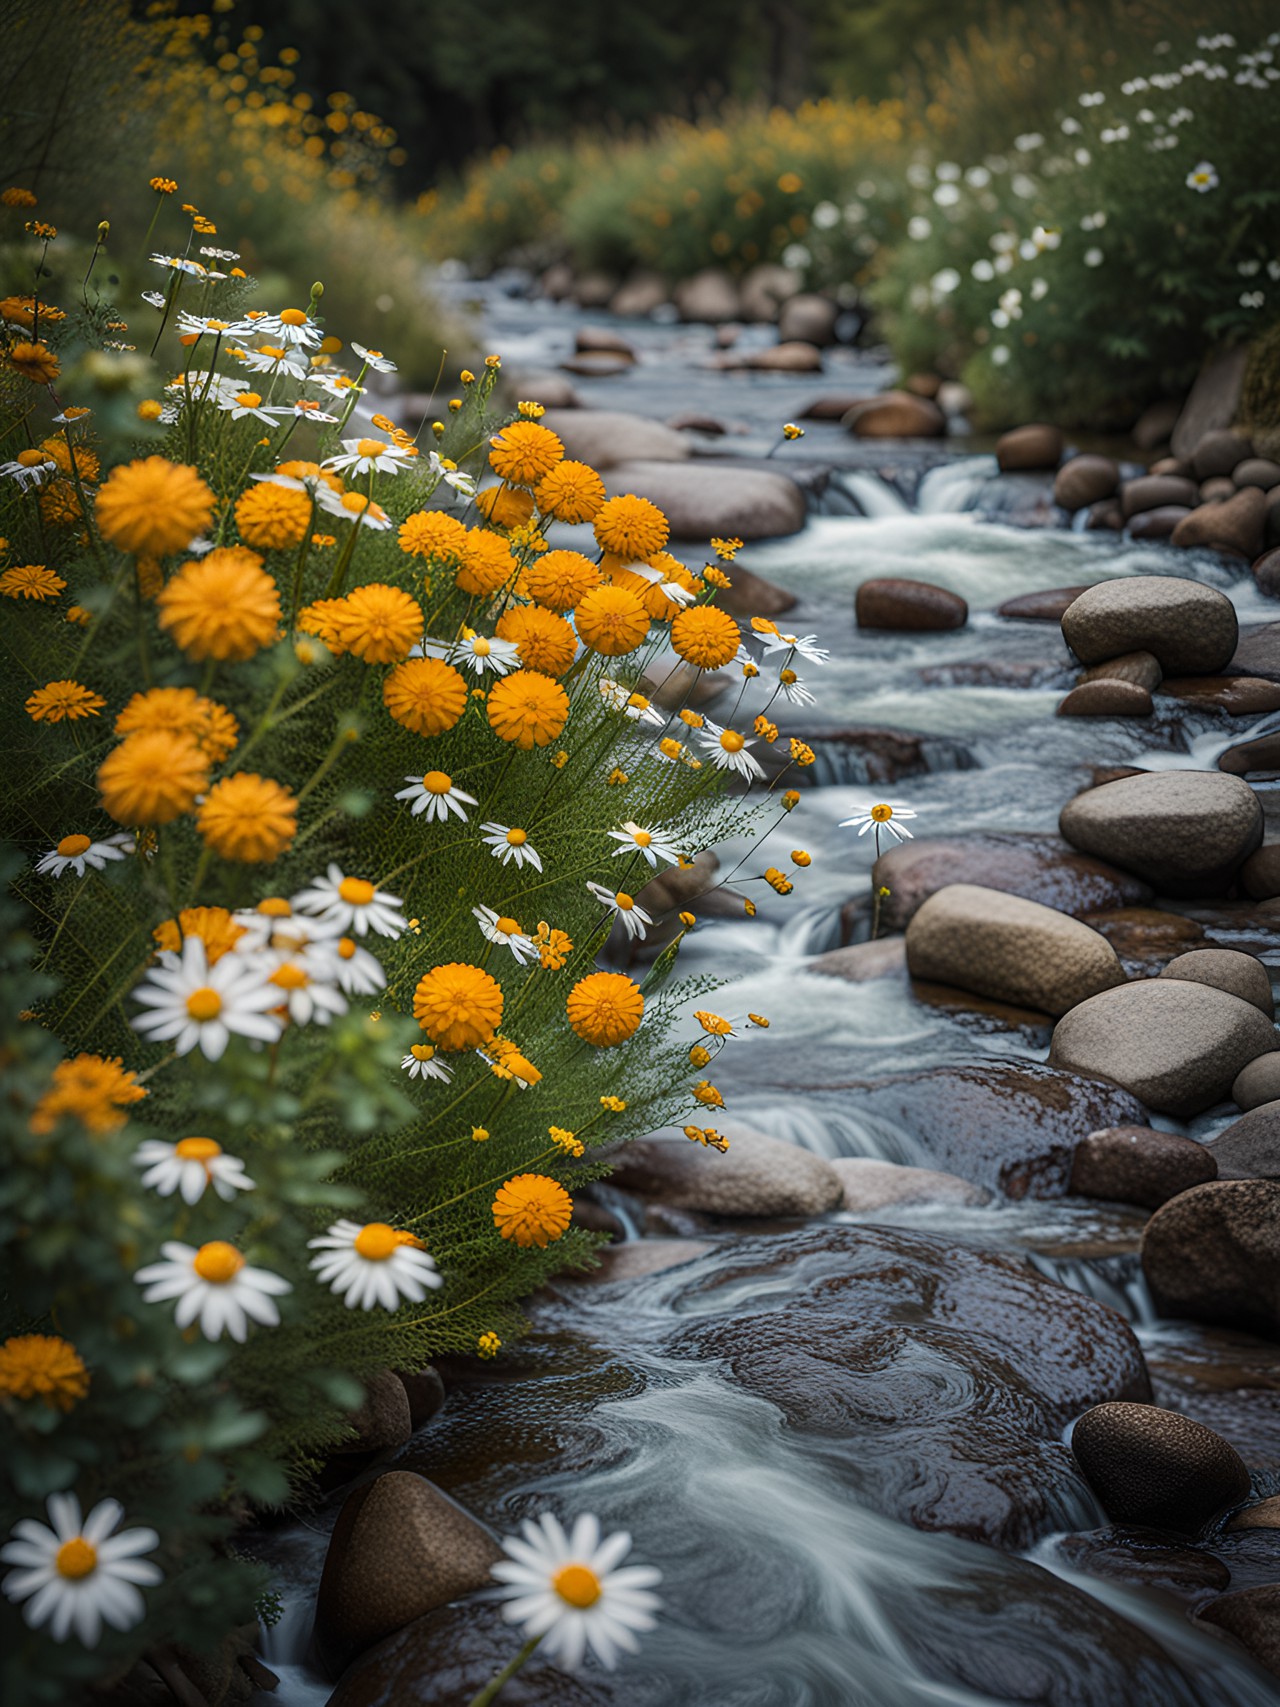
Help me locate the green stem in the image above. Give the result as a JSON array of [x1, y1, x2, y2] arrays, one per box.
[[464, 1635, 543, 1707]]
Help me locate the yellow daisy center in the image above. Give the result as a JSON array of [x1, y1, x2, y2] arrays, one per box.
[[353, 1222, 399, 1261], [185, 987, 222, 1021], [270, 962, 308, 990], [615, 892, 635, 911], [17, 448, 48, 467], [870, 804, 893, 822], [356, 439, 387, 459], [175, 1136, 222, 1161], [505, 828, 527, 846], [423, 771, 452, 794], [258, 897, 292, 917], [552, 1563, 602, 1608], [632, 830, 652, 847], [496, 916, 521, 936], [279, 308, 308, 326], [472, 638, 491, 656], [410, 1043, 435, 1061], [57, 833, 92, 857], [236, 392, 262, 408], [193, 1241, 244, 1284], [337, 936, 357, 960], [339, 877, 375, 906], [720, 730, 745, 753], [55, 1538, 98, 1580]]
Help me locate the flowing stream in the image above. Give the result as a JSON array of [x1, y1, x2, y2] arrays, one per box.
[[252, 289, 1280, 1706]]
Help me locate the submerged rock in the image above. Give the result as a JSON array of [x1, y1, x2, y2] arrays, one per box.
[[1059, 769, 1263, 896], [608, 1123, 843, 1218], [1055, 1527, 1230, 1605], [1070, 1126, 1216, 1210], [1070, 1403, 1251, 1537], [1142, 1179, 1280, 1339], [1061, 577, 1238, 675], [855, 577, 968, 631]]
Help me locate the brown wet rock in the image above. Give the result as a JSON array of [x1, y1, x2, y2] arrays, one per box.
[[1240, 848, 1280, 902], [666, 411, 727, 435], [1142, 1180, 1280, 1339], [574, 327, 637, 359], [870, 832, 1150, 933], [1196, 1587, 1280, 1680], [1208, 1102, 1280, 1180], [1057, 680, 1154, 718], [781, 724, 972, 785], [1078, 651, 1163, 692], [1255, 548, 1280, 599], [800, 392, 874, 420], [1201, 476, 1238, 502], [1054, 455, 1119, 511], [1081, 907, 1206, 973], [1230, 1496, 1280, 1531], [1055, 1526, 1231, 1604], [907, 980, 1055, 1040], [998, 584, 1096, 622], [1236, 458, 1280, 490], [608, 1124, 842, 1219], [603, 459, 805, 540], [711, 560, 797, 618], [1172, 487, 1268, 558], [1121, 474, 1199, 517], [542, 408, 687, 468], [1129, 505, 1193, 540], [1234, 1054, 1280, 1110], [746, 340, 824, 373], [831, 1156, 991, 1210], [1192, 428, 1254, 480], [664, 1224, 1149, 1548], [1086, 499, 1125, 531], [996, 423, 1063, 471], [843, 391, 946, 438], [577, 1238, 714, 1284], [1161, 676, 1280, 715], [809, 936, 907, 981], [334, 1370, 413, 1458], [1144, 1323, 1280, 1471], [1070, 1126, 1216, 1210], [1221, 733, 1280, 775], [1071, 1402, 1251, 1537], [397, 1368, 446, 1431], [636, 849, 719, 915], [315, 1472, 503, 1676], [608, 272, 668, 317], [1148, 454, 1193, 477], [561, 352, 635, 378], [1199, 1529, 1280, 1591], [1229, 622, 1280, 681], [855, 577, 968, 631]]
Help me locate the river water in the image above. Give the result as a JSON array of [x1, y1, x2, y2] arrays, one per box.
[[252, 287, 1280, 1706]]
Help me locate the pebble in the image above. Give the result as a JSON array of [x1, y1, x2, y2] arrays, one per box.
[[998, 584, 1096, 621], [542, 407, 688, 467], [1056, 680, 1153, 718], [1070, 1402, 1251, 1537], [1070, 1126, 1216, 1210], [1191, 428, 1253, 479], [1120, 474, 1198, 517], [843, 391, 946, 438], [1128, 505, 1192, 539], [1053, 455, 1119, 511], [995, 423, 1063, 471], [1078, 651, 1162, 692]]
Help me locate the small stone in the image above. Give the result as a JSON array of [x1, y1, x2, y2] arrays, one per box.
[[1141, 1178, 1280, 1337], [673, 269, 741, 322], [1171, 487, 1268, 558], [603, 460, 805, 540], [1086, 499, 1124, 531], [1148, 455, 1193, 477], [1054, 456, 1119, 511], [1161, 676, 1280, 715], [1057, 681, 1153, 718], [998, 585, 1096, 622], [843, 392, 946, 438], [1229, 1496, 1280, 1531], [1233, 1052, 1280, 1109], [1199, 476, 1237, 502], [1240, 846, 1280, 901], [582, 1238, 713, 1284], [996, 423, 1064, 471], [560, 351, 633, 378], [1061, 577, 1238, 674], [572, 272, 620, 309], [1220, 733, 1280, 775], [1056, 1527, 1230, 1603], [1159, 948, 1273, 1016], [1235, 457, 1280, 490], [609, 1123, 843, 1218], [574, 327, 636, 359], [776, 293, 838, 346], [1070, 1402, 1251, 1537], [713, 561, 797, 618], [905, 371, 942, 398], [637, 849, 719, 914], [315, 1472, 502, 1676], [1128, 506, 1192, 540], [396, 1367, 446, 1430], [1078, 652, 1163, 692], [801, 392, 873, 420], [1120, 474, 1198, 518], [333, 1370, 412, 1457], [542, 409, 688, 469], [608, 273, 668, 317], [830, 1156, 990, 1210], [1070, 1126, 1217, 1210], [904, 884, 1125, 1017], [1049, 980, 1278, 1116], [503, 370, 580, 409], [738, 262, 801, 322], [1058, 769, 1263, 895], [1196, 1587, 1280, 1679], [1255, 547, 1280, 598], [666, 411, 726, 435], [1191, 428, 1253, 479], [748, 340, 825, 372], [1207, 1101, 1280, 1180], [810, 937, 907, 982], [855, 577, 967, 631]]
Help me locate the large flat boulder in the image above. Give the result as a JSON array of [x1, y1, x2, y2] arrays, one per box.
[[603, 460, 806, 540], [1059, 770, 1263, 896], [905, 884, 1125, 1017], [1061, 576, 1238, 674]]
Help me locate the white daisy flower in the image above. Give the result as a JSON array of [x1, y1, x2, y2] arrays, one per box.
[[51, 408, 92, 426], [310, 370, 363, 400], [402, 1042, 453, 1082], [431, 631, 522, 676], [474, 905, 539, 964], [175, 310, 252, 340], [133, 1240, 291, 1342], [332, 934, 387, 997], [838, 799, 918, 844], [231, 342, 309, 378], [250, 311, 323, 349], [586, 882, 652, 941], [394, 769, 479, 821], [216, 389, 278, 424], [695, 721, 765, 781], [293, 865, 407, 937], [351, 342, 398, 373], [595, 679, 663, 724], [1186, 161, 1219, 191], [774, 669, 816, 707], [35, 832, 132, 879], [0, 1492, 162, 1648], [140, 288, 167, 308], [1, 455, 57, 490], [230, 899, 337, 954], [266, 399, 340, 423], [132, 1137, 255, 1205], [266, 947, 349, 1026], [198, 245, 240, 262], [607, 822, 681, 868], [480, 823, 543, 872], [150, 253, 209, 278], [755, 627, 829, 665], [426, 450, 476, 497], [323, 436, 416, 478], [491, 1510, 662, 1672], [130, 936, 283, 1061], [312, 483, 394, 530], [307, 1219, 442, 1311]]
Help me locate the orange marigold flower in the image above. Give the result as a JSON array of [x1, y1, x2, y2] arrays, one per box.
[[329, 583, 423, 664], [521, 548, 601, 612], [296, 596, 350, 654], [413, 961, 504, 1051], [95, 457, 215, 556], [0, 564, 65, 601], [534, 459, 606, 524], [574, 583, 650, 656], [456, 528, 516, 597], [196, 773, 298, 863], [474, 484, 535, 529], [566, 971, 644, 1047], [234, 481, 313, 551], [488, 420, 564, 486], [486, 669, 569, 749], [30, 1053, 147, 1135], [26, 680, 105, 723], [152, 906, 246, 963], [495, 604, 577, 675], [383, 656, 468, 736], [2, 187, 38, 208], [157, 546, 280, 661], [98, 730, 208, 825], [671, 604, 741, 670], [0, 1335, 89, 1411], [593, 493, 669, 560], [9, 341, 59, 385], [114, 686, 239, 762], [492, 1174, 573, 1248], [398, 509, 470, 562]]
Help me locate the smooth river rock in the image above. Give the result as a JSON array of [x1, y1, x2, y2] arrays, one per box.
[[1158, 948, 1274, 1017], [608, 1123, 843, 1218], [603, 460, 806, 540], [542, 409, 689, 468], [1197, 1587, 1280, 1681], [1056, 680, 1154, 718], [1059, 769, 1264, 896], [855, 577, 968, 631], [829, 1156, 991, 1210], [843, 391, 946, 438], [1141, 1179, 1280, 1339], [1172, 486, 1268, 558], [1070, 1403, 1251, 1537], [1120, 474, 1198, 518], [1207, 1102, 1280, 1180], [1049, 980, 1277, 1116], [1053, 455, 1119, 511], [1233, 1053, 1280, 1110], [1061, 576, 1238, 675], [904, 884, 1125, 1017], [996, 423, 1063, 471], [1078, 650, 1163, 692], [1070, 1126, 1217, 1210]]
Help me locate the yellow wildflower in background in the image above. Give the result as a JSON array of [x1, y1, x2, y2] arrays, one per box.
[[157, 547, 281, 662], [30, 1053, 147, 1135], [196, 774, 298, 863], [95, 458, 215, 556], [0, 1335, 90, 1410], [0, 565, 65, 601], [26, 680, 106, 723], [97, 731, 208, 825]]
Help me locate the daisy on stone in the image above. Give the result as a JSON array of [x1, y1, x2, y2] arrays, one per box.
[[132, 1137, 254, 1205], [0, 1492, 162, 1647], [696, 720, 765, 781], [394, 770, 478, 822], [323, 437, 415, 478], [752, 620, 829, 665], [402, 1042, 453, 1082], [350, 342, 397, 373], [308, 1220, 442, 1311], [480, 823, 543, 872], [607, 822, 681, 868], [474, 906, 539, 965], [35, 832, 132, 879], [839, 799, 917, 847], [419, 630, 521, 676], [133, 1240, 291, 1341], [293, 865, 407, 938], [586, 883, 652, 941], [130, 935, 283, 1060], [491, 1510, 662, 1672]]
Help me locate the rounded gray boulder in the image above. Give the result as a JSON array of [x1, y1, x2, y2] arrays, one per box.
[[1158, 948, 1274, 1017], [1059, 770, 1263, 896], [1061, 576, 1238, 674], [1233, 1052, 1280, 1110], [1207, 1100, 1280, 1180]]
